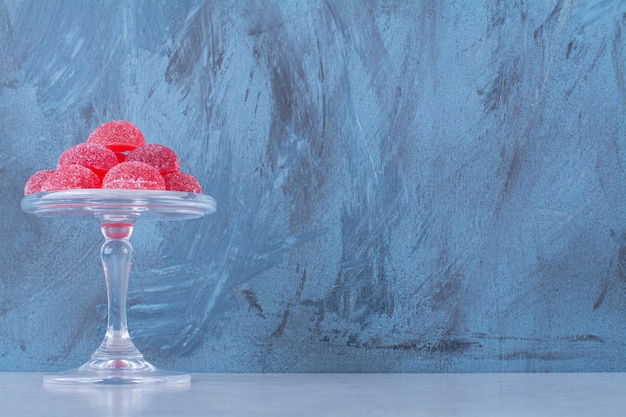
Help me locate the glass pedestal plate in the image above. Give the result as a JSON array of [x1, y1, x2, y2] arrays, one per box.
[[21, 189, 216, 385]]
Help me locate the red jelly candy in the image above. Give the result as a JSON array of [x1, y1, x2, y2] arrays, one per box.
[[125, 144, 180, 175], [40, 165, 102, 192], [57, 142, 118, 178], [164, 172, 202, 193], [114, 152, 127, 163], [87, 120, 145, 153], [24, 169, 55, 195], [102, 161, 166, 190]]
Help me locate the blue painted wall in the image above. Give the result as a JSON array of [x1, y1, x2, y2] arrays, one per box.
[[1, 0, 625, 373]]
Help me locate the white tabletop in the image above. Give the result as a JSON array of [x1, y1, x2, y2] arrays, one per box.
[[1, 372, 625, 417]]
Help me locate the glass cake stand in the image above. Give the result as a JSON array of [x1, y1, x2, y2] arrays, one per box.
[[21, 189, 217, 385]]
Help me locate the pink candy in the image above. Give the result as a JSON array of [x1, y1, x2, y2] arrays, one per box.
[[164, 172, 202, 193], [40, 165, 101, 192], [103, 161, 166, 190], [126, 144, 180, 175], [58, 142, 118, 178], [24, 120, 204, 195], [87, 120, 145, 153], [24, 169, 55, 195]]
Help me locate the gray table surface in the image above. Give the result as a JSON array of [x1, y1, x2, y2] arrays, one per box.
[[1, 372, 625, 416]]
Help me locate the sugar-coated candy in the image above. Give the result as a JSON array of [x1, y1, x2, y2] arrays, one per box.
[[164, 172, 202, 193], [40, 165, 102, 192], [24, 169, 55, 195], [102, 161, 166, 190], [87, 120, 145, 152], [23, 119, 207, 195], [57, 142, 118, 178], [125, 144, 180, 175]]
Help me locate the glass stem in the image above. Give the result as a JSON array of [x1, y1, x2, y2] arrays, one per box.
[[92, 223, 143, 360]]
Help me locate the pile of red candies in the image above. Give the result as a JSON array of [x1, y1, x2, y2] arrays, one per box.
[[24, 121, 202, 195]]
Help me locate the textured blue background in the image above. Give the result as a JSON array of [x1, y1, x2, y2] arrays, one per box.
[[1, 0, 625, 373]]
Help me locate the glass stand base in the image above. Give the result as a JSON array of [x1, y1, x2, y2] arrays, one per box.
[[21, 190, 216, 387], [44, 358, 190, 385]]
